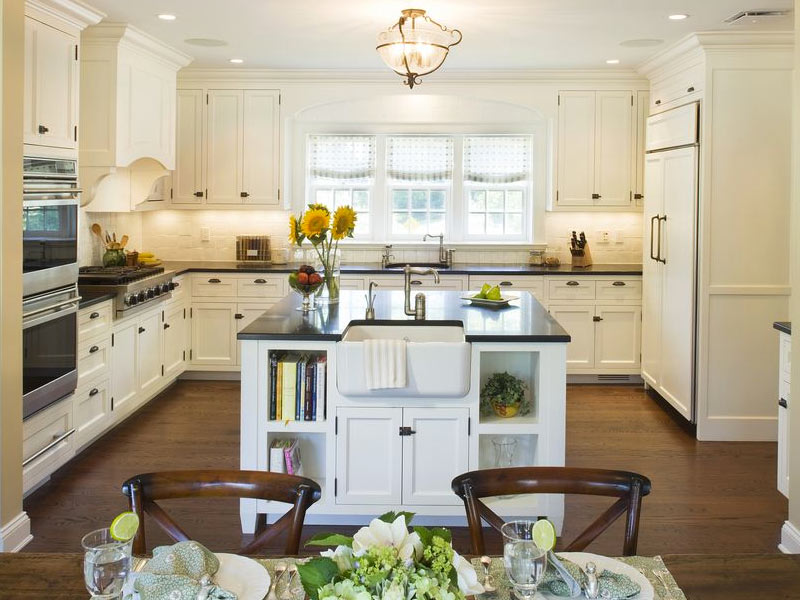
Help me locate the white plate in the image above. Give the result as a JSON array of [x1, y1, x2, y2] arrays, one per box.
[[544, 552, 654, 600], [461, 292, 519, 307], [128, 553, 271, 600]]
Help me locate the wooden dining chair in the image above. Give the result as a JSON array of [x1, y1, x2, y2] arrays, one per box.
[[121, 469, 321, 555], [451, 467, 651, 556]]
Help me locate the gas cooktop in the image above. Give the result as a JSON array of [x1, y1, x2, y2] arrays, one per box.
[[78, 265, 164, 285]]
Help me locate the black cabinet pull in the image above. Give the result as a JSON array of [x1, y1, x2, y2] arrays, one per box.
[[138, 327, 145, 334], [687, 86, 695, 93], [655, 99, 662, 105], [499, 281, 513, 287], [612, 281, 626, 287], [591, 193, 601, 200], [163, 323, 171, 330], [566, 281, 580, 286], [234, 313, 244, 320], [194, 191, 204, 197], [89, 345, 99, 354], [410, 280, 422, 286], [208, 278, 221, 284], [779, 398, 788, 408], [38, 124, 49, 134], [89, 311, 100, 319], [593, 316, 603, 322], [254, 278, 267, 284], [634, 193, 644, 200], [240, 192, 250, 198], [89, 388, 99, 397], [399, 426, 417, 436]]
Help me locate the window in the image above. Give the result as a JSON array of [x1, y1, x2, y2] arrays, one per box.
[[463, 136, 531, 240], [307, 135, 375, 236], [303, 133, 534, 243], [386, 136, 452, 237]]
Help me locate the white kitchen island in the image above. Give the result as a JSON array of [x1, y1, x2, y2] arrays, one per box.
[[238, 290, 569, 531]]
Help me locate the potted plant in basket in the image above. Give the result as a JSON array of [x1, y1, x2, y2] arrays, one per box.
[[480, 372, 528, 418]]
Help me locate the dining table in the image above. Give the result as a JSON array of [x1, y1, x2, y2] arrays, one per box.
[[0, 553, 798, 599]]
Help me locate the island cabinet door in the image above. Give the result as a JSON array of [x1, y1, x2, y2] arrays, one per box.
[[190, 303, 237, 366], [548, 305, 596, 369], [335, 407, 402, 505], [401, 408, 469, 506], [594, 305, 642, 369]]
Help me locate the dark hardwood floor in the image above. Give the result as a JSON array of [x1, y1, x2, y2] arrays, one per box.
[[23, 381, 787, 555]]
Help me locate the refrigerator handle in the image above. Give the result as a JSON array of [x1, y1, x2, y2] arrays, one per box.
[[657, 215, 667, 264], [649, 215, 659, 261]]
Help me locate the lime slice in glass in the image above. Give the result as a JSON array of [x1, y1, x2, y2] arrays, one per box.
[[532, 519, 556, 552], [109, 511, 140, 542]]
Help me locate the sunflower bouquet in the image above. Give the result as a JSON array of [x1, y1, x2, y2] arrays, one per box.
[[289, 204, 357, 302]]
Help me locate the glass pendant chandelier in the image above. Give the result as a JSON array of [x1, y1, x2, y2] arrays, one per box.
[[376, 8, 462, 89]]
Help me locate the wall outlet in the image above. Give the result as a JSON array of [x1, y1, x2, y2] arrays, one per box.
[[200, 226, 211, 242], [598, 230, 611, 244], [614, 230, 624, 244]]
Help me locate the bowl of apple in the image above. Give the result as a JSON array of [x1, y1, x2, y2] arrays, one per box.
[[289, 265, 324, 311]]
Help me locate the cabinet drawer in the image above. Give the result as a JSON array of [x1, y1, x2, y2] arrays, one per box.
[[650, 62, 703, 110], [548, 279, 596, 300], [78, 301, 112, 341], [74, 378, 111, 448], [77, 335, 111, 390], [780, 334, 791, 380], [341, 276, 367, 290], [22, 397, 75, 493], [192, 275, 237, 297], [470, 276, 545, 301], [596, 279, 642, 301], [237, 276, 287, 298]]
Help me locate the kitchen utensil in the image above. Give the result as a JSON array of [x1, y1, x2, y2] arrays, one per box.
[[480, 556, 497, 594], [267, 563, 286, 600], [280, 564, 299, 600], [90, 223, 105, 247], [540, 553, 654, 600], [119, 234, 129, 248]]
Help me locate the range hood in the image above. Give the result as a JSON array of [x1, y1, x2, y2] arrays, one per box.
[[79, 23, 191, 211]]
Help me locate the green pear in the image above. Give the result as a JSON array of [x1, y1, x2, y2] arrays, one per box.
[[486, 285, 502, 301], [474, 283, 491, 299]]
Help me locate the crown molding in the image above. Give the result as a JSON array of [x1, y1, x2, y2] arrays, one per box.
[[82, 22, 193, 70], [25, 0, 104, 30], [638, 30, 794, 78], [178, 67, 648, 86]]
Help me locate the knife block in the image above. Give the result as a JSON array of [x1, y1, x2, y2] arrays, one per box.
[[570, 243, 593, 268]]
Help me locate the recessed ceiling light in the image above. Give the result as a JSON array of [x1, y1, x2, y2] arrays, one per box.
[[157, 14, 176, 21], [606, 59, 620, 65], [668, 14, 689, 20], [229, 58, 244, 64]]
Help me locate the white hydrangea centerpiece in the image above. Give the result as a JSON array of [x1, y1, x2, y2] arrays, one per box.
[[297, 512, 484, 600]]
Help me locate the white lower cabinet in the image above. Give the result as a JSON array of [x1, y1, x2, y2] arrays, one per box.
[[22, 396, 75, 493], [335, 406, 468, 506], [74, 378, 111, 449], [191, 303, 237, 366], [549, 305, 596, 369], [594, 305, 642, 369], [163, 304, 188, 379], [111, 319, 139, 416], [777, 331, 790, 497], [137, 311, 163, 398]]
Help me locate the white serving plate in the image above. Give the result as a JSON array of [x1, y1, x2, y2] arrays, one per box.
[[545, 552, 654, 600], [127, 553, 271, 600], [461, 292, 519, 307]]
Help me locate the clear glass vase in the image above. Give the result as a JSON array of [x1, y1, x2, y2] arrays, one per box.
[[315, 247, 341, 304]]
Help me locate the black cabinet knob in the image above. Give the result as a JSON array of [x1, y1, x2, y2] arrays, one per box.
[[234, 313, 244, 320], [655, 99, 662, 105], [591, 193, 601, 200], [240, 192, 250, 198], [138, 326, 146, 334], [164, 323, 171, 329], [194, 191, 204, 197], [38, 124, 49, 134]]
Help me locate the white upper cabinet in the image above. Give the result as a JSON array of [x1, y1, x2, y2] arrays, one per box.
[[79, 23, 191, 209], [556, 90, 637, 209], [23, 0, 103, 157], [173, 89, 204, 204], [173, 88, 281, 208]]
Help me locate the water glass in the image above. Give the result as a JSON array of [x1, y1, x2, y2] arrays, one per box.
[[82, 528, 133, 599], [502, 520, 548, 600]]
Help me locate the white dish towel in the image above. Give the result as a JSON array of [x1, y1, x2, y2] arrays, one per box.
[[364, 338, 408, 390]]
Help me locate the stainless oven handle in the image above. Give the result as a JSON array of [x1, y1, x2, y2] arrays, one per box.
[[23, 196, 81, 205], [23, 298, 80, 328], [23, 286, 79, 307], [23, 188, 82, 195], [23, 429, 75, 467]]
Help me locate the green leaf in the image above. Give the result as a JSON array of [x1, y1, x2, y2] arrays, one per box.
[[305, 533, 354, 548], [297, 557, 340, 600], [413, 525, 433, 547], [430, 527, 452, 543], [377, 511, 415, 525]]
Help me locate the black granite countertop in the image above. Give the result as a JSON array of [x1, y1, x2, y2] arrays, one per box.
[[78, 291, 116, 310], [238, 290, 570, 343], [165, 261, 642, 277], [774, 322, 791, 335]]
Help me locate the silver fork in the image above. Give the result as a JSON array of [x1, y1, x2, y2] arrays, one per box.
[[651, 568, 673, 600], [280, 564, 299, 600], [267, 563, 287, 600]]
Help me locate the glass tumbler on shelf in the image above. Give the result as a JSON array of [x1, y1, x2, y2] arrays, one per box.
[[82, 528, 133, 599], [493, 436, 518, 468], [501, 520, 548, 600]]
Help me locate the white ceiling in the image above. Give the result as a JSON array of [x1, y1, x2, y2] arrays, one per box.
[[84, 0, 794, 70]]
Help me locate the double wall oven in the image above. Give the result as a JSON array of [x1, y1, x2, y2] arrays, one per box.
[[22, 157, 81, 419]]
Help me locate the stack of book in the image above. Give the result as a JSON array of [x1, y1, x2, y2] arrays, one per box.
[[269, 438, 303, 475], [268, 352, 327, 422]]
